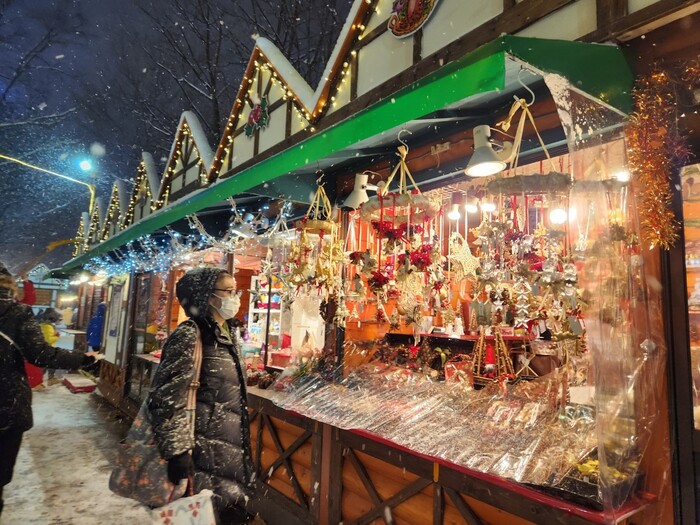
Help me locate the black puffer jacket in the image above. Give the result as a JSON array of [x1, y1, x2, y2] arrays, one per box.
[[0, 298, 89, 432], [147, 268, 252, 509]]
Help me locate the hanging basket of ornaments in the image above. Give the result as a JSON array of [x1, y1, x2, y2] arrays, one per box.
[[360, 144, 440, 234], [289, 174, 343, 294], [295, 174, 338, 237]]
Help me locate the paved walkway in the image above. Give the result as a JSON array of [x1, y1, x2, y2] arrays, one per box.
[[1, 382, 151, 524]]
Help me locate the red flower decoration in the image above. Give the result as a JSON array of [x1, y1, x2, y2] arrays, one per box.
[[349, 251, 363, 264], [368, 270, 391, 291]]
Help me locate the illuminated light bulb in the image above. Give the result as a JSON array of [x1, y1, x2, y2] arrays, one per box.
[[549, 208, 568, 225], [613, 169, 630, 182], [481, 202, 497, 213], [447, 204, 461, 221]]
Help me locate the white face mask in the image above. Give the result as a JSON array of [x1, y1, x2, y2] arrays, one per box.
[[213, 294, 240, 320]]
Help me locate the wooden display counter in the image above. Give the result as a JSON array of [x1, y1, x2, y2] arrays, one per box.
[[247, 389, 653, 525]]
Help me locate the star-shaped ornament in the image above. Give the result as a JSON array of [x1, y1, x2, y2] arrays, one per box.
[[448, 232, 480, 281]]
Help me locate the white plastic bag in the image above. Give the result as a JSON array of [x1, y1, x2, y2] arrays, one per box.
[[150, 489, 216, 525]]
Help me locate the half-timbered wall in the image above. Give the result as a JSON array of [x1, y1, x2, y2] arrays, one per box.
[[101, 182, 127, 240], [155, 112, 212, 210], [86, 199, 103, 248], [210, 0, 689, 185], [123, 153, 159, 228]]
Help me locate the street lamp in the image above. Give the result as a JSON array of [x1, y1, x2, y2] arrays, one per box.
[[0, 153, 96, 214], [79, 159, 93, 172]]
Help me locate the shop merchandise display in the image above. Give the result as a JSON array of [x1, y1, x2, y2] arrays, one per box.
[[248, 95, 662, 511]]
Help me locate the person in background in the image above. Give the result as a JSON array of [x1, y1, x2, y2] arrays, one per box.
[[18, 281, 44, 390], [148, 268, 253, 524], [86, 303, 106, 352], [60, 306, 73, 328], [39, 309, 63, 387], [0, 262, 98, 517]]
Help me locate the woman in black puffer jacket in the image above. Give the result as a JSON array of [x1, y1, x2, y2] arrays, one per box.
[[0, 263, 97, 517], [147, 268, 253, 524]]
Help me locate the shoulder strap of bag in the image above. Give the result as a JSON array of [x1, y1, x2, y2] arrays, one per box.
[[185, 322, 203, 438], [0, 329, 19, 350]]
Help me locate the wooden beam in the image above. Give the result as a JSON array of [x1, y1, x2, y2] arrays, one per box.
[[346, 478, 432, 525], [596, 0, 627, 30], [444, 487, 484, 525], [413, 28, 423, 65], [346, 449, 382, 506], [354, 18, 389, 52], [259, 428, 312, 484], [327, 428, 344, 524], [350, 50, 358, 101], [433, 484, 444, 525], [285, 99, 293, 139], [585, 0, 700, 41], [261, 413, 309, 509]]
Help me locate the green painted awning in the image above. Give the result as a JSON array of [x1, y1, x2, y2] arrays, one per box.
[[60, 35, 633, 273]]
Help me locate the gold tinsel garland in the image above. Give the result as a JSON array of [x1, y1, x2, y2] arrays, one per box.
[[626, 71, 680, 249]]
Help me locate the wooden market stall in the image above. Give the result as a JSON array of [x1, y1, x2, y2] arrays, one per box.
[[56, 1, 700, 523]]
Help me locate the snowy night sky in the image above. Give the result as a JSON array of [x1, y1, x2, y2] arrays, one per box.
[[0, 0, 352, 274]]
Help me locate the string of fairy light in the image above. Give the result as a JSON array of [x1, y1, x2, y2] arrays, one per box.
[[85, 199, 289, 276], [122, 162, 153, 229]]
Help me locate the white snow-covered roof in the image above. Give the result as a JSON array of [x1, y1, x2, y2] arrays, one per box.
[[162, 111, 213, 181], [141, 152, 160, 197], [80, 212, 89, 240], [255, 37, 316, 111], [92, 198, 104, 233], [310, 0, 365, 104], [251, 0, 366, 116], [114, 180, 128, 217], [181, 111, 213, 168]]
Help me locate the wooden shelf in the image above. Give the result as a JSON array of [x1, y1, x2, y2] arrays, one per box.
[[420, 332, 534, 341]]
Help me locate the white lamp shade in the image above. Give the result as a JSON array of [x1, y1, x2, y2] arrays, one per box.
[[342, 173, 371, 209], [466, 125, 508, 177]]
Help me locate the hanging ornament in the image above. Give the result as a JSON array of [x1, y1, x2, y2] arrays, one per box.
[[448, 231, 480, 281], [512, 275, 532, 329], [360, 145, 439, 226], [291, 174, 343, 296]]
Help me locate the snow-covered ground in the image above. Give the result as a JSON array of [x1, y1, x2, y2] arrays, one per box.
[[1, 382, 151, 524]]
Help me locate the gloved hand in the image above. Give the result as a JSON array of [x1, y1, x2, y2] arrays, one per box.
[[167, 452, 194, 484]]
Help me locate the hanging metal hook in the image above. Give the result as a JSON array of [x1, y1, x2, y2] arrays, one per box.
[[397, 128, 412, 150], [516, 68, 536, 107], [315, 169, 326, 186]]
